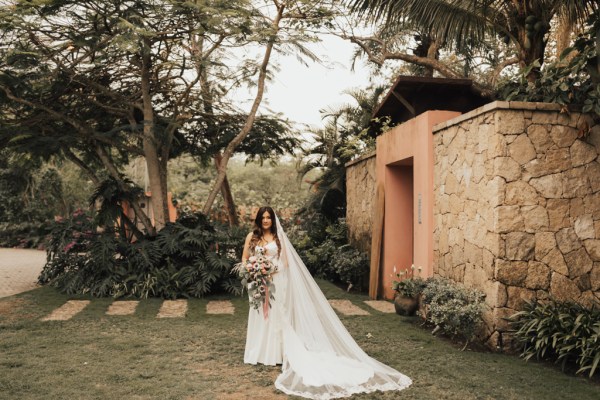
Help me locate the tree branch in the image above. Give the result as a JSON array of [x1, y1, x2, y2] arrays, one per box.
[[490, 56, 519, 87], [1, 85, 145, 156], [62, 148, 101, 185], [202, 1, 285, 214], [346, 34, 496, 98]]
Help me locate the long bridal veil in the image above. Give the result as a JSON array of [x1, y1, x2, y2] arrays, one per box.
[[273, 215, 412, 399]]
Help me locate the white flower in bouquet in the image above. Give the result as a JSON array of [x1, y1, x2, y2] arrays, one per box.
[[233, 247, 277, 314]]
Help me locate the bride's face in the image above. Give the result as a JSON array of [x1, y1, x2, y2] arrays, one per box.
[[261, 211, 273, 232]]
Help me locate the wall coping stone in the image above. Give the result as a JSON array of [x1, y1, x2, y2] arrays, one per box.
[[432, 101, 572, 133], [345, 150, 376, 168]]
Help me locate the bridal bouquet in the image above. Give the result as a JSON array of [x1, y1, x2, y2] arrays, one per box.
[[235, 248, 277, 317]]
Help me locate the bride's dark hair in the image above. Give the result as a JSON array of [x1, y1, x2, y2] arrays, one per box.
[[250, 206, 281, 256]]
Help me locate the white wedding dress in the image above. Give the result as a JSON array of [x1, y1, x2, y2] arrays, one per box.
[[244, 216, 412, 399], [244, 241, 287, 365]]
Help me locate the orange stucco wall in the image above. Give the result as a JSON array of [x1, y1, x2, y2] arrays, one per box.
[[376, 110, 461, 299]]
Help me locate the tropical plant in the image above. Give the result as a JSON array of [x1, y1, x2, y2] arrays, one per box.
[[349, 0, 598, 81], [39, 210, 243, 299], [289, 218, 370, 291], [299, 85, 388, 221], [498, 11, 600, 119], [89, 177, 146, 242], [509, 299, 600, 378]]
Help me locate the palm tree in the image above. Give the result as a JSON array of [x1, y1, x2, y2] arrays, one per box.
[[300, 86, 386, 220], [349, 0, 598, 80]]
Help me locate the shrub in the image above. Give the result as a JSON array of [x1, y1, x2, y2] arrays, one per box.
[[0, 221, 52, 249], [420, 277, 486, 348], [331, 245, 369, 291], [509, 299, 600, 377], [38, 211, 243, 299]]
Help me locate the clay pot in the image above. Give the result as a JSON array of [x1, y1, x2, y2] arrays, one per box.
[[394, 293, 418, 316]]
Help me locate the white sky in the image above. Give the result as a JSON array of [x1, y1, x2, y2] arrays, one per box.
[[255, 34, 376, 129]]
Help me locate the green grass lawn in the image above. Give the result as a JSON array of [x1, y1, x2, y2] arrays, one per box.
[[1, 280, 599, 400]]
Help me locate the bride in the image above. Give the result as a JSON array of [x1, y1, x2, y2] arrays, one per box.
[[241, 206, 412, 399]]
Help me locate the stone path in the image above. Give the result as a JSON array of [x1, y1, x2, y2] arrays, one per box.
[[35, 299, 395, 321], [207, 300, 235, 314], [328, 299, 371, 315], [364, 300, 396, 313], [41, 300, 90, 321], [0, 250, 395, 320], [157, 299, 188, 318], [106, 300, 139, 316], [0, 248, 46, 298]]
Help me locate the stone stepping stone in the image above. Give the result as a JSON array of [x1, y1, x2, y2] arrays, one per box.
[[157, 299, 188, 318], [41, 300, 90, 321], [106, 300, 139, 316], [206, 300, 235, 315], [364, 300, 395, 313], [328, 300, 370, 316]]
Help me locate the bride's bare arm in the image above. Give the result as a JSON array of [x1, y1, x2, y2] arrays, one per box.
[[241, 232, 253, 263]]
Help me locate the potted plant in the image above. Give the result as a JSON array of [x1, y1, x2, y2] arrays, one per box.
[[391, 265, 426, 316]]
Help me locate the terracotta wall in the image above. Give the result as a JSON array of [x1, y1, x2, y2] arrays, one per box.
[[376, 111, 461, 299], [432, 101, 600, 348]]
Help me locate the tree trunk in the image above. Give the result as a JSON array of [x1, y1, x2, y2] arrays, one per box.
[[424, 39, 439, 77], [201, 4, 285, 215], [141, 40, 169, 231], [193, 37, 238, 226], [95, 144, 156, 237], [518, 25, 547, 82], [214, 154, 239, 226]]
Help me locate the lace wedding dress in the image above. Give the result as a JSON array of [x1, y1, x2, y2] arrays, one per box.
[[244, 215, 412, 399]]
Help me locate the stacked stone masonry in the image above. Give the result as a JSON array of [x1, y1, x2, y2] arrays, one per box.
[[432, 102, 600, 349], [345, 152, 376, 253]]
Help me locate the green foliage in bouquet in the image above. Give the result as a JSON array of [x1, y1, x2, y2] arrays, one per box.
[[235, 248, 277, 312], [38, 210, 243, 298], [509, 299, 600, 377]]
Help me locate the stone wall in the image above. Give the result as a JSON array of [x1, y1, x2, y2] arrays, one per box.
[[432, 101, 600, 349], [345, 152, 376, 253]]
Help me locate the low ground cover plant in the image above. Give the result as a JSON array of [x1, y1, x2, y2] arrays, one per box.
[[509, 299, 600, 377]]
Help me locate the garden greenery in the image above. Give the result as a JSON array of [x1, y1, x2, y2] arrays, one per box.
[[420, 277, 486, 348], [509, 299, 600, 377], [392, 265, 426, 298], [393, 277, 426, 298], [38, 211, 244, 299], [290, 218, 370, 291], [498, 11, 600, 120]]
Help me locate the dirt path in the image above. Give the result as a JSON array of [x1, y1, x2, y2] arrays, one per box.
[[0, 248, 46, 298]]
